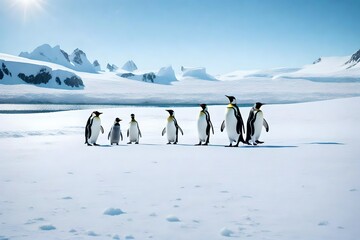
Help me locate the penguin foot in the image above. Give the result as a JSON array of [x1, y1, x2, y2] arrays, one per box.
[[195, 143, 201, 146], [253, 142, 258, 146], [173, 142, 177, 145], [225, 144, 233, 147], [135, 142, 139, 144], [167, 142, 171, 145], [203, 143, 209, 146], [127, 142, 132, 144], [86, 143, 92, 146], [93, 143, 100, 146], [256, 140, 264, 144]]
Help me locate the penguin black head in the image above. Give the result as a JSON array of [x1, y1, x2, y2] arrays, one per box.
[[200, 104, 207, 110], [255, 102, 264, 109], [93, 111, 103, 117], [131, 113, 135, 119], [115, 117, 122, 123], [166, 109, 174, 116], [225, 95, 236, 104]]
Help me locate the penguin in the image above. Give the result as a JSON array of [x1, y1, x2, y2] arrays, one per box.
[[220, 95, 246, 147], [127, 114, 142, 144], [162, 109, 183, 144], [85, 111, 104, 146], [108, 117, 123, 145], [245, 102, 269, 145], [196, 104, 214, 145]]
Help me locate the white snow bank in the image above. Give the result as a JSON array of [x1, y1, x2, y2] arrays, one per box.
[[181, 66, 217, 81]]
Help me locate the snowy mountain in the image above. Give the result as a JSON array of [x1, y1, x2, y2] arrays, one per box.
[[20, 44, 97, 73], [274, 49, 360, 82], [122, 60, 138, 72], [1, 49, 360, 104], [118, 65, 177, 85], [181, 66, 217, 81], [93, 60, 101, 71], [107, 63, 118, 72], [345, 49, 360, 69], [0, 54, 84, 89]]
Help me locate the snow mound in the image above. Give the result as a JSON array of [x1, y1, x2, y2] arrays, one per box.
[[181, 66, 217, 80], [122, 60, 138, 72], [220, 227, 234, 237], [39, 225, 56, 231], [156, 65, 177, 84], [166, 215, 180, 222], [103, 208, 125, 216], [87, 231, 100, 236]]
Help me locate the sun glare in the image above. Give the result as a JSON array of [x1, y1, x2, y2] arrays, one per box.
[[10, 0, 46, 22]]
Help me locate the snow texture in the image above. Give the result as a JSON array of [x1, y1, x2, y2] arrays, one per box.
[[103, 208, 125, 216], [0, 97, 359, 240]]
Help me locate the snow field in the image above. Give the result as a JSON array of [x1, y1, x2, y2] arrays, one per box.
[[0, 98, 359, 239]]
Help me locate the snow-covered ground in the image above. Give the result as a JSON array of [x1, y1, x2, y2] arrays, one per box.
[[1, 49, 360, 104], [0, 97, 359, 240]]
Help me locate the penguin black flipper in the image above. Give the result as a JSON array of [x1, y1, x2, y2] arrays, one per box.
[[120, 131, 123, 141], [138, 124, 142, 138], [220, 120, 225, 132], [101, 126, 104, 134], [246, 111, 255, 142], [161, 127, 166, 136], [263, 118, 269, 132], [205, 111, 214, 134], [85, 116, 93, 144], [127, 129, 129, 137], [108, 127, 112, 140], [177, 126, 184, 135]]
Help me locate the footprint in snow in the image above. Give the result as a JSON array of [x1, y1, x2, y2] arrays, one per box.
[[103, 208, 125, 216], [349, 188, 357, 192], [318, 221, 329, 226], [39, 225, 56, 231], [220, 227, 234, 237], [125, 235, 135, 239], [87, 231, 100, 236], [166, 215, 181, 222], [62, 196, 72, 200]]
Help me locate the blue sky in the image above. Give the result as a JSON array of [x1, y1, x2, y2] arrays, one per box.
[[0, 0, 359, 74]]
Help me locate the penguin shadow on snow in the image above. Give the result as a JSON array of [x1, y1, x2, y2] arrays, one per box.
[[308, 142, 344, 145], [241, 145, 298, 148]]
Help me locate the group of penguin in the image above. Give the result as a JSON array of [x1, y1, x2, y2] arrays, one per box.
[[84, 95, 269, 147]]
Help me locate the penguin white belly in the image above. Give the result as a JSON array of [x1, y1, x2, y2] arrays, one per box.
[[110, 125, 121, 144], [89, 117, 101, 144], [166, 121, 177, 142], [129, 122, 139, 142], [197, 114, 208, 142], [225, 108, 239, 142], [252, 111, 263, 142]]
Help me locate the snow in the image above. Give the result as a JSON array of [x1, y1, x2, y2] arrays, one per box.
[[122, 60, 138, 72], [103, 208, 125, 216], [274, 56, 360, 82], [2, 52, 360, 104], [181, 66, 217, 81], [0, 97, 359, 239], [20, 44, 96, 73]]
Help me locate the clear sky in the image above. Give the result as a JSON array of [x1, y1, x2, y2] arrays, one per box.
[[0, 0, 359, 74]]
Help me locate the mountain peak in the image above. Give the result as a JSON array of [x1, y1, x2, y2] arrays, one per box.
[[345, 49, 360, 67], [122, 60, 138, 72]]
